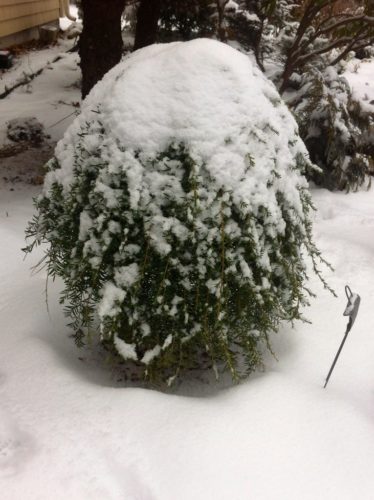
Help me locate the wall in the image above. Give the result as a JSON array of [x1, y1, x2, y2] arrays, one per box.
[[0, 0, 59, 47]]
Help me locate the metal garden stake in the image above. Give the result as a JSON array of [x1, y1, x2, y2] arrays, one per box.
[[323, 285, 361, 388]]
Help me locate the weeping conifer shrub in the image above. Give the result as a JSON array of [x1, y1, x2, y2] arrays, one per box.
[[24, 39, 331, 384]]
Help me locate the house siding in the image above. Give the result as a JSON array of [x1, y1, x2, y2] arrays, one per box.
[[0, 0, 59, 39]]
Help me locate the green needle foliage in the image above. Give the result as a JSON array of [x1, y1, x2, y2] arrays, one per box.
[[292, 68, 373, 191], [24, 124, 331, 384]]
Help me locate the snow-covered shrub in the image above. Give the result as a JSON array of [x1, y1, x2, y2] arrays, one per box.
[[244, 0, 373, 191], [224, 0, 282, 69], [225, 1, 262, 47], [25, 39, 328, 383], [7, 117, 46, 145], [289, 67, 372, 191]]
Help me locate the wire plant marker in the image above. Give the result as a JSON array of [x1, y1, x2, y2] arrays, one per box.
[[323, 286, 361, 389]]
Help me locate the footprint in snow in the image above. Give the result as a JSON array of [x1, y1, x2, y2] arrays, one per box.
[[0, 411, 35, 478]]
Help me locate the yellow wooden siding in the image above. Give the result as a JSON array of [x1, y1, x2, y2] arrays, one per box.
[[0, 1, 59, 38], [0, 1, 59, 21], [0, 0, 52, 5]]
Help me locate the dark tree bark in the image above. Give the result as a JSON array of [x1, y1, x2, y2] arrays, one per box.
[[216, 0, 229, 41], [79, 0, 126, 99], [134, 0, 162, 50]]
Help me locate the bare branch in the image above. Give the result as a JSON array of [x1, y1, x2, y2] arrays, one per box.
[[296, 29, 370, 66], [330, 34, 373, 65], [279, 0, 373, 92], [318, 15, 373, 35]]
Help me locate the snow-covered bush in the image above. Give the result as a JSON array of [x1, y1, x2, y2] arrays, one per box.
[[240, 0, 373, 191], [224, 0, 281, 69], [7, 117, 46, 145], [25, 39, 328, 383], [288, 67, 372, 191]]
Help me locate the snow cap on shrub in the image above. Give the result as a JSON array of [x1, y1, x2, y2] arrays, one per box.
[[27, 39, 327, 382]]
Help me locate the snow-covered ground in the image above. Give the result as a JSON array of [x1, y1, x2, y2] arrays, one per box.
[[344, 58, 374, 114], [0, 39, 80, 145], [1, 184, 374, 499], [1, 38, 374, 499]]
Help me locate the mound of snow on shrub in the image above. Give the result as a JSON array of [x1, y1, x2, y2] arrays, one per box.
[[48, 39, 306, 195], [27, 39, 325, 382]]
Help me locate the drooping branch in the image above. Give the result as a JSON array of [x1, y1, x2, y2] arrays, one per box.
[[317, 14, 373, 36], [297, 32, 367, 64], [279, 0, 373, 93], [330, 30, 373, 66]]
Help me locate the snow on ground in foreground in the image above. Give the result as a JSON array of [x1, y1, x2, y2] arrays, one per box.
[[1, 184, 374, 500]]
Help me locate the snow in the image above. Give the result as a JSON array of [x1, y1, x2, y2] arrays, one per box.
[[1, 33, 374, 500], [98, 282, 126, 318], [344, 59, 374, 114], [0, 39, 80, 145], [1, 184, 374, 498], [141, 345, 161, 365], [48, 39, 307, 198], [114, 263, 139, 288], [114, 336, 138, 361], [59, 5, 80, 32]]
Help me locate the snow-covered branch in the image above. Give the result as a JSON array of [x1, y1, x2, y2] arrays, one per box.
[[279, 0, 373, 93]]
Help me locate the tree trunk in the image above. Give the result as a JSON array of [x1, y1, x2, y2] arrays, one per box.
[[279, 59, 294, 94], [79, 0, 126, 99], [134, 0, 162, 50], [216, 0, 229, 42]]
